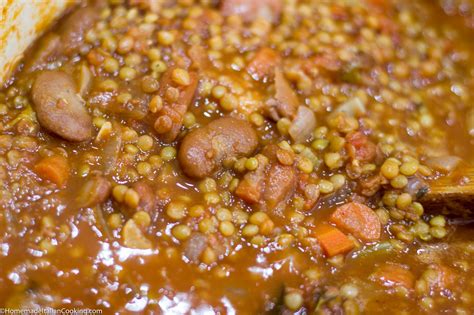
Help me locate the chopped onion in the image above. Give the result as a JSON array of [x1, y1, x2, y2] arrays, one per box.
[[78, 63, 92, 96], [102, 124, 122, 175], [289, 106, 316, 143], [335, 97, 366, 117], [425, 155, 462, 173]]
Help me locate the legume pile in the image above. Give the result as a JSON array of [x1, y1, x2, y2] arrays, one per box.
[[1, 0, 474, 313]]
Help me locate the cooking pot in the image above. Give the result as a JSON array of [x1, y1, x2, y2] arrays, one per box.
[[0, 1, 73, 84]]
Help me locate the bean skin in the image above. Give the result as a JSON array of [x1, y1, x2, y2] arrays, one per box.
[[132, 181, 156, 213], [31, 70, 92, 142], [59, 7, 100, 55], [76, 176, 112, 208], [178, 117, 258, 179]]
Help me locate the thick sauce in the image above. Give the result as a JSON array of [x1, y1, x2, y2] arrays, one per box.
[[1, 0, 474, 313]]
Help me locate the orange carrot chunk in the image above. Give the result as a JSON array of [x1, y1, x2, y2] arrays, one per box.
[[313, 224, 355, 257], [370, 263, 415, 290], [330, 202, 381, 242], [34, 155, 70, 187], [235, 178, 262, 204]]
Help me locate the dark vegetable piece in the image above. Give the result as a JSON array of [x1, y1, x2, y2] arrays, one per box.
[[353, 241, 394, 259], [76, 176, 112, 208], [317, 183, 353, 209], [341, 66, 362, 84], [31, 70, 92, 141], [178, 117, 258, 178]]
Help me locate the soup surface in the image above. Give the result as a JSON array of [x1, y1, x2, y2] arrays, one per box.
[[1, 0, 474, 313]]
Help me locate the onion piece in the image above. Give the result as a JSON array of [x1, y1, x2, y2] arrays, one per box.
[[122, 219, 152, 249], [335, 97, 366, 117], [289, 106, 316, 143], [78, 62, 93, 96], [102, 122, 122, 175], [425, 155, 462, 173]]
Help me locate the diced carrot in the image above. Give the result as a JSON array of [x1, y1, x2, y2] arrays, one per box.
[[370, 263, 415, 290], [247, 47, 281, 81], [313, 224, 355, 257], [34, 155, 70, 187], [330, 202, 381, 242], [235, 179, 262, 204]]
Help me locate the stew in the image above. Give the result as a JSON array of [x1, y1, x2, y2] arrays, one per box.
[[1, 0, 474, 313]]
